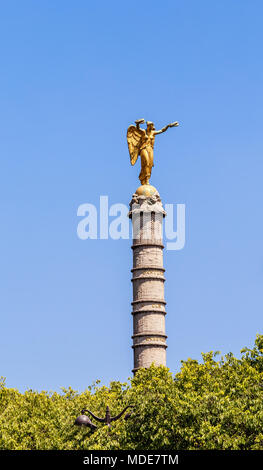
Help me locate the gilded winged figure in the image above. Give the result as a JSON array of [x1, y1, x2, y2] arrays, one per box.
[[127, 119, 179, 185]]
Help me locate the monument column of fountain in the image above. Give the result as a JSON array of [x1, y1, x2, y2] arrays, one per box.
[[129, 185, 167, 373], [127, 118, 179, 373]]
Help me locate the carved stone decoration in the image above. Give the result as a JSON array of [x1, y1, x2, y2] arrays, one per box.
[[128, 189, 166, 217]]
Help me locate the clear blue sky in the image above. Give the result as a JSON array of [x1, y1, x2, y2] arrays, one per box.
[[0, 1, 262, 392]]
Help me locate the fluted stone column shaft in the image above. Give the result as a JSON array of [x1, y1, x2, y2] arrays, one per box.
[[129, 190, 167, 373]]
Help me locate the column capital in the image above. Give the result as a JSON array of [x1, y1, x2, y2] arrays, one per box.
[[128, 189, 166, 218]]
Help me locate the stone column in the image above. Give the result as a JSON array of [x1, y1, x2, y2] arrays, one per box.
[[129, 185, 167, 373]]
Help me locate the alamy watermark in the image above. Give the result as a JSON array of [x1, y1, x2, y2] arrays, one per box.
[[77, 196, 185, 251]]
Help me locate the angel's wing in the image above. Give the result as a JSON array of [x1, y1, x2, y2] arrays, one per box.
[[127, 125, 144, 166]]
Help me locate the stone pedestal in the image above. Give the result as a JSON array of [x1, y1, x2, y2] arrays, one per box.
[[129, 185, 167, 373]]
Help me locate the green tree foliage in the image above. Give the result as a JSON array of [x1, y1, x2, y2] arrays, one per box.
[[1, 335, 263, 450]]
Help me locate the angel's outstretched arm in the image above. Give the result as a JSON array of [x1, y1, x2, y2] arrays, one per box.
[[154, 125, 169, 135], [154, 121, 179, 135]]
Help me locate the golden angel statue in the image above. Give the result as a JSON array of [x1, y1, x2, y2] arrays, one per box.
[[127, 119, 179, 185]]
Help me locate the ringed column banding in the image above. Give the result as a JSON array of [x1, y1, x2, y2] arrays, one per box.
[[129, 188, 167, 373]]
